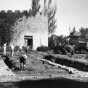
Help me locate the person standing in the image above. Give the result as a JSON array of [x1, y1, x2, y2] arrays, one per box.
[[19, 54, 27, 71]]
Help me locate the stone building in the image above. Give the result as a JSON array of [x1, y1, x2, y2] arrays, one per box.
[[10, 0, 55, 50], [10, 13, 48, 50], [21, 14, 48, 50]]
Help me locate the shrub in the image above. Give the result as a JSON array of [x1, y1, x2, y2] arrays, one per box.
[[53, 46, 67, 54], [37, 46, 50, 52]]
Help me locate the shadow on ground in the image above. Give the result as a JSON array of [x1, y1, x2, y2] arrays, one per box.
[[0, 78, 88, 88]]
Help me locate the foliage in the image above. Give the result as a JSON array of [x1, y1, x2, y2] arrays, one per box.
[[79, 27, 88, 40], [69, 27, 88, 45], [31, 0, 57, 34], [48, 35, 67, 49], [0, 10, 32, 45], [0, 0, 57, 46], [69, 27, 76, 37], [37, 46, 50, 52], [31, 0, 40, 16], [48, 35, 58, 49], [47, 7, 56, 34], [69, 27, 78, 45]]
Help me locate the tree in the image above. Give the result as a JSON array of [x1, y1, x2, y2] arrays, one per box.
[[31, 0, 40, 16], [0, 10, 34, 45], [0, 10, 21, 45], [69, 27, 76, 37], [0, 10, 11, 45], [48, 35, 58, 49], [31, 0, 57, 34], [79, 27, 88, 40], [48, 35, 67, 49], [48, 7, 56, 34], [44, 0, 57, 34]]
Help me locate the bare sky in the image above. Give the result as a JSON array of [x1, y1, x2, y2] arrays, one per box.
[[0, 0, 31, 11], [0, 0, 88, 36], [55, 0, 88, 35]]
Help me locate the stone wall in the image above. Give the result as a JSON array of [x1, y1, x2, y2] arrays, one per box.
[[10, 13, 48, 50]]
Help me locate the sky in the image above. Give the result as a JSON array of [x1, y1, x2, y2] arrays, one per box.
[[55, 0, 88, 36], [0, 0, 88, 36], [0, 0, 31, 11]]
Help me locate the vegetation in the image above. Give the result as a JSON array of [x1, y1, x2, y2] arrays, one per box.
[[0, 10, 32, 46], [31, 0, 40, 16], [48, 26, 88, 55], [37, 46, 50, 52], [47, 6, 56, 34], [48, 35, 67, 49], [0, 0, 41, 45]]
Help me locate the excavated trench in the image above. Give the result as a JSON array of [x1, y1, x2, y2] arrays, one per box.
[[2, 54, 88, 72], [44, 55, 88, 72]]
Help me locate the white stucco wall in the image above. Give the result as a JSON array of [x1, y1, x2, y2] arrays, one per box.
[[11, 13, 48, 50]]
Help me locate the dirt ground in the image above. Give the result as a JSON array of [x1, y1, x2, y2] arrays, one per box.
[[10, 52, 88, 82], [0, 51, 88, 82]]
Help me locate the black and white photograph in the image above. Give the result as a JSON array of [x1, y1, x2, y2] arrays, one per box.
[[0, 0, 88, 88]]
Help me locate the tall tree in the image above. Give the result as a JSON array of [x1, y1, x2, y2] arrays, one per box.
[[31, 0, 57, 34], [48, 6, 56, 34], [44, 0, 56, 34], [31, 0, 40, 16]]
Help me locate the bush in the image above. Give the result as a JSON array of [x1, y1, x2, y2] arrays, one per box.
[[37, 46, 50, 52], [53, 46, 67, 54]]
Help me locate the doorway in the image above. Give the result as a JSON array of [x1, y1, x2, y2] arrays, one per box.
[[24, 36, 33, 49]]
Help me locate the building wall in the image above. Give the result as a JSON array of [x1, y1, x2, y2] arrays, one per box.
[[11, 13, 48, 50]]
